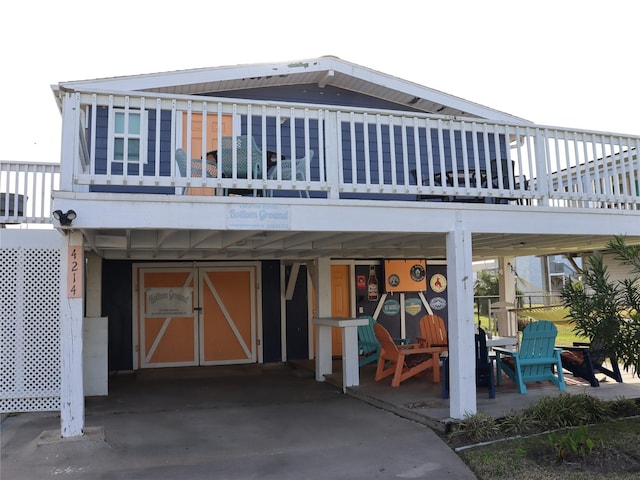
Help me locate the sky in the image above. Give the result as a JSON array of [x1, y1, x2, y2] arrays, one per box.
[[2, 0, 638, 163]]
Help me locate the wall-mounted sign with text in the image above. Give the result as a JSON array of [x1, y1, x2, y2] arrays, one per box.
[[146, 288, 193, 317], [227, 204, 291, 229]]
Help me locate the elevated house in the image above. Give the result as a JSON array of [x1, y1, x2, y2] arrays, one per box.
[[2, 56, 640, 437]]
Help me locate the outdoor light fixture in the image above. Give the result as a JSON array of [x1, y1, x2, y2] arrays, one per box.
[[52, 209, 77, 226]]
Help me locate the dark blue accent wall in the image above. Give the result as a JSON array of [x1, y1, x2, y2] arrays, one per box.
[[285, 264, 310, 360], [261, 261, 282, 362], [86, 84, 508, 199], [338, 123, 508, 201], [89, 107, 175, 194], [102, 260, 134, 371]]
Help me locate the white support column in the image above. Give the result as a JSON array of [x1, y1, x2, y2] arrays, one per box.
[[60, 231, 85, 437], [341, 325, 359, 389], [59, 92, 79, 191], [311, 257, 332, 381], [324, 111, 341, 200], [534, 128, 550, 207], [446, 227, 477, 419], [497, 257, 517, 336]]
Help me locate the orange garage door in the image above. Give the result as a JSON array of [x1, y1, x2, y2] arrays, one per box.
[[138, 265, 257, 368]]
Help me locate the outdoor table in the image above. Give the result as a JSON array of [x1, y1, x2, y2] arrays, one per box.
[[486, 335, 518, 350], [312, 317, 369, 392]]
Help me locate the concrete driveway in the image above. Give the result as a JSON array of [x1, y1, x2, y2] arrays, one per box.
[[1, 364, 476, 479]]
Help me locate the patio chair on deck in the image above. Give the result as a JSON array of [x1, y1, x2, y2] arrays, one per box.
[[373, 323, 440, 387], [217, 136, 264, 180], [441, 326, 496, 399], [559, 339, 623, 387], [266, 150, 314, 198], [417, 314, 449, 358], [494, 320, 566, 394], [175, 148, 218, 195], [357, 316, 407, 367]]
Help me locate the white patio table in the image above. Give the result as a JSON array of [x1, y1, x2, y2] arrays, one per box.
[[312, 317, 369, 392]]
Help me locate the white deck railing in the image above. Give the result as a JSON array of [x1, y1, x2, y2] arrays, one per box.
[[4, 91, 639, 224], [0, 161, 60, 225]]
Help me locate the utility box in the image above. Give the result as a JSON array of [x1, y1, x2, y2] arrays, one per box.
[[83, 317, 108, 396]]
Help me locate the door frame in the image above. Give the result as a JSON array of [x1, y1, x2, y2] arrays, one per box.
[[132, 261, 262, 370]]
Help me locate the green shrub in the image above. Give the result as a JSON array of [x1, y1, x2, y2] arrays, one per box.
[[546, 425, 595, 462], [449, 412, 501, 443], [448, 394, 636, 447]]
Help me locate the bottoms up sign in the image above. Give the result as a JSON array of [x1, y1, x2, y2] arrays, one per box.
[[146, 288, 193, 316]]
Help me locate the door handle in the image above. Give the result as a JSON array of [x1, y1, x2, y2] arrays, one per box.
[[194, 307, 203, 312]]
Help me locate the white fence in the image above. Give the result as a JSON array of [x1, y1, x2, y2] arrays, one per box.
[[0, 230, 62, 412], [0, 161, 60, 225]]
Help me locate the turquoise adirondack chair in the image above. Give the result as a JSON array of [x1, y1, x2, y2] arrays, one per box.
[[357, 316, 407, 367], [494, 320, 566, 394]]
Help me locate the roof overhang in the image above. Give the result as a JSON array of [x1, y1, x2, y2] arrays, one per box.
[[51, 193, 640, 261], [53, 56, 532, 124]]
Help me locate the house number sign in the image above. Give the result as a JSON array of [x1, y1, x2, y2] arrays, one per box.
[[67, 245, 83, 298]]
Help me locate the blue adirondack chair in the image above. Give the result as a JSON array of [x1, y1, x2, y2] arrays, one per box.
[[494, 320, 566, 394], [357, 316, 407, 367], [441, 326, 496, 399], [559, 339, 623, 387]]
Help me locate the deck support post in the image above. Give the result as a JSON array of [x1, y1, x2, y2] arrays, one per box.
[[310, 257, 332, 381], [446, 226, 477, 419], [496, 256, 518, 336], [60, 231, 85, 437]]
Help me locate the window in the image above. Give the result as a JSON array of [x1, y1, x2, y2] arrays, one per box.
[[109, 109, 147, 166]]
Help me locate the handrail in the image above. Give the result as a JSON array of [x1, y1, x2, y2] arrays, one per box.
[[7, 89, 640, 219], [0, 161, 60, 224]]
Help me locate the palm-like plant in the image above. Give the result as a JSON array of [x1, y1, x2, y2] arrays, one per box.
[[561, 235, 640, 375]]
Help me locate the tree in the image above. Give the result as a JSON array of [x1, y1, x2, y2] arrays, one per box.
[[474, 270, 499, 315], [560, 235, 640, 375]]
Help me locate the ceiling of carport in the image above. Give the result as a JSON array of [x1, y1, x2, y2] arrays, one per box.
[[78, 228, 636, 262]]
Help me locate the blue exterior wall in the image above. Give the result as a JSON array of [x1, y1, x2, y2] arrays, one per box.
[[225, 85, 507, 201], [89, 107, 175, 194], [88, 84, 507, 198]]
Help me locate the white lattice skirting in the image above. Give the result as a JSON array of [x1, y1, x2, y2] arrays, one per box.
[[1, 230, 62, 412]]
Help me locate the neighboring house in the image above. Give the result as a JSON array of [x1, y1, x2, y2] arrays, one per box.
[[474, 254, 580, 300], [2, 56, 640, 436]]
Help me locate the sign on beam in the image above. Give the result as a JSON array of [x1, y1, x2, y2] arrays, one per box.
[[67, 245, 83, 298]]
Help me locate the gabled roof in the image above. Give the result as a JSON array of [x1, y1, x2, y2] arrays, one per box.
[[54, 56, 532, 124]]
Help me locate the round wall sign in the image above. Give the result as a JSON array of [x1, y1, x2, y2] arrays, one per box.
[[430, 273, 447, 293], [410, 264, 426, 282], [387, 274, 400, 288]]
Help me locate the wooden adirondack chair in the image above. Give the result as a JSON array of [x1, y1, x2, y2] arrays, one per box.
[[417, 314, 448, 358], [357, 316, 407, 367], [559, 339, 623, 387], [373, 323, 441, 387], [441, 326, 496, 399], [494, 320, 566, 394]]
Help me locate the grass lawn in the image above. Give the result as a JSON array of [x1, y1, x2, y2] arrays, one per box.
[[553, 319, 588, 345], [476, 314, 587, 345], [458, 417, 640, 479]]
